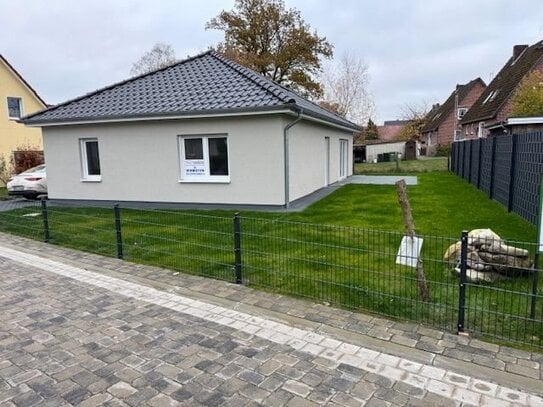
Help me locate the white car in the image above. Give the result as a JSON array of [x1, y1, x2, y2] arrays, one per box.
[[7, 164, 47, 199]]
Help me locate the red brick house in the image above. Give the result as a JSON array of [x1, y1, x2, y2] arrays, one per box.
[[460, 40, 543, 138], [421, 78, 486, 155], [377, 120, 409, 141]]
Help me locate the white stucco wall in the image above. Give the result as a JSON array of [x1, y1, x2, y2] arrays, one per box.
[[365, 142, 406, 163], [43, 116, 286, 205], [42, 114, 355, 206], [287, 119, 353, 202]]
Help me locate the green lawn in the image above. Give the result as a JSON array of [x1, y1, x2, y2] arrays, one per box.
[[0, 172, 541, 348], [355, 157, 448, 174]]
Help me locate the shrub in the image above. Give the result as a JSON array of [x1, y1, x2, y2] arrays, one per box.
[[435, 144, 451, 157], [12, 144, 44, 175], [0, 154, 12, 184]]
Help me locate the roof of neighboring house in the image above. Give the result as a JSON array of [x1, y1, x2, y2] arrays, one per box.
[[461, 40, 543, 125], [377, 120, 408, 141], [359, 139, 407, 146], [22, 51, 360, 131], [422, 78, 486, 133], [0, 54, 47, 107]]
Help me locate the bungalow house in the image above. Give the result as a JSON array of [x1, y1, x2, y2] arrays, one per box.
[[421, 78, 486, 154], [21, 51, 360, 207], [0, 54, 47, 181], [460, 40, 543, 138]]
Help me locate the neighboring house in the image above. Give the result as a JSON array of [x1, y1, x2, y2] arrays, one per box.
[[22, 51, 360, 207], [0, 54, 47, 177], [421, 78, 486, 155], [377, 120, 408, 141], [460, 40, 543, 138]]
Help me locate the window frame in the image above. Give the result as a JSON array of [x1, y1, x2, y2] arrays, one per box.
[[7, 97, 23, 120], [457, 107, 468, 120], [79, 138, 102, 182], [178, 134, 230, 183]]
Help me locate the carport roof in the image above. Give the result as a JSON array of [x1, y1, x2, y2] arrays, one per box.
[[21, 51, 360, 131]]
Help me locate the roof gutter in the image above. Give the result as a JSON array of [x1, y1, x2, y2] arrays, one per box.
[[283, 107, 303, 209]]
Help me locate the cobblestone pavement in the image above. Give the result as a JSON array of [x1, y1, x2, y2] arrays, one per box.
[[0, 234, 542, 406]]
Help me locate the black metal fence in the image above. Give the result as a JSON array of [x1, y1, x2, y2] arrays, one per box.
[[0, 199, 541, 349], [451, 131, 543, 224]]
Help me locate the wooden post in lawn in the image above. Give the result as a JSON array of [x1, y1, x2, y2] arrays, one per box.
[[395, 179, 431, 302]]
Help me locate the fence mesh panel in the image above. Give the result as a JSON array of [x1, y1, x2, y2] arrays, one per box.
[[0, 202, 542, 349]]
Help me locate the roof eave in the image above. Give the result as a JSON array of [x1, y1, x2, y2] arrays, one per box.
[[22, 104, 360, 132], [22, 105, 292, 126]]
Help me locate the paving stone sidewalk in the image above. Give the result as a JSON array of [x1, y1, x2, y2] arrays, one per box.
[[0, 233, 542, 406]]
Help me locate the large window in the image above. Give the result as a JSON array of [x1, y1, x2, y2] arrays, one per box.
[[7, 97, 22, 119], [179, 135, 229, 182], [80, 139, 101, 181]]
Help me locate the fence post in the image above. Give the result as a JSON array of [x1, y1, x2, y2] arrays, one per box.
[[41, 197, 50, 243], [457, 230, 468, 334], [468, 140, 473, 182], [460, 142, 465, 179], [489, 136, 497, 198], [477, 139, 483, 189], [114, 204, 123, 259], [531, 253, 539, 319], [233, 212, 242, 284], [507, 134, 518, 212]]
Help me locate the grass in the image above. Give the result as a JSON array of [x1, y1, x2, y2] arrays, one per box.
[[355, 157, 448, 174], [0, 172, 541, 348]]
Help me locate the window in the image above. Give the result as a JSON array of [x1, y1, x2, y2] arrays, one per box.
[[179, 135, 229, 182], [477, 122, 485, 138], [80, 139, 101, 181], [457, 107, 468, 119], [7, 97, 22, 119], [482, 90, 499, 104]]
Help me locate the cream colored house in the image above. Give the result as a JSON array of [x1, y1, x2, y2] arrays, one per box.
[[23, 51, 359, 207], [0, 55, 46, 173]]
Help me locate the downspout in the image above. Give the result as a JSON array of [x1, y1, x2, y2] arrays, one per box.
[[283, 107, 303, 209]]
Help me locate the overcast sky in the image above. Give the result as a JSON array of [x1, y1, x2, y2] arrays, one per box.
[[2, 0, 543, 124]]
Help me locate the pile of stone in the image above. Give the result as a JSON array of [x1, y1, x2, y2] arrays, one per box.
[[444, 229, 533, 283]]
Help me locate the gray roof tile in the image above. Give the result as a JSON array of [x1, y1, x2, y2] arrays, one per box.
[[23, 51, 359, 131]]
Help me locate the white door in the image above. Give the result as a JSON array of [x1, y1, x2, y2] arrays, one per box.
[[339, 139, 348, 179], [324, 137, 330, 186]]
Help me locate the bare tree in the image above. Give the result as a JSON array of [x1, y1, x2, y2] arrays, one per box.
[[321, 52, 374, 124], [396, 101, 433, 141], [130, 43, 178, 76]]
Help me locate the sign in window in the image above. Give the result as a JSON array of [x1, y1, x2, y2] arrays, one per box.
[[179, 135, 229, 182]]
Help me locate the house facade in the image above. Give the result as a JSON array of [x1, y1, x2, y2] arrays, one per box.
[[23, 51, 359, 207], [421, 78, 486, 155], [460, 41, 543, 139], [0, 55, 46, 175]]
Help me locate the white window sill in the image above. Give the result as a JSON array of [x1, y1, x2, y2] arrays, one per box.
[[178, 177, 230, 184], [80, 177, 102, 183], [8, 117, 21, 121]]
